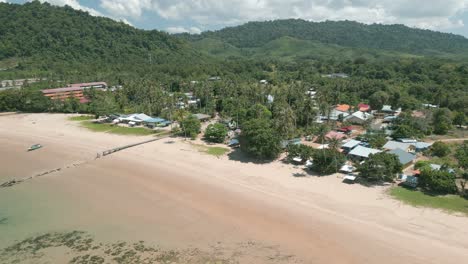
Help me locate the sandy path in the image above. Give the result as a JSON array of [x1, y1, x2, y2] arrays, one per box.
[[1, 113, 468, 263]]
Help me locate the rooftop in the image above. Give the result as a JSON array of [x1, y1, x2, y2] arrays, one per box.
[[388, 149, 416, 165], [326, 131, 347, 140], [383, 141, 413, 151], [42, 86, 84, 94], [71, 82, 107, 88], [349, 146, 381, 158], [345, 111, 373, 121], [342, 139, 361, 149], [336, 104, 351, 112]]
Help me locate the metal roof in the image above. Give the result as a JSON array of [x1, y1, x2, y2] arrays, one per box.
[[194, 113, 211, 120], [383, 141, 413, 151], [42, 86, 84, 94], [382, 105, 393, 112], [388, 149, 416, 165], [144, 117, 166, 123], [342, 139, 361, 149], [349, 146, 381, 158], [415, 142, 432, 149]]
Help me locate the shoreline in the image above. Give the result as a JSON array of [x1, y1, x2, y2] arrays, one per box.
[[1, 113, 468, 263]]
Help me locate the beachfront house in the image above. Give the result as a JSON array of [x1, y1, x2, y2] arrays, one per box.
[[358, 103, 371, 112], [383, 140, 432, 153], [388, 149, 416, 168], [194, 113, 211, 122], [325, 131, 347, 141], [381, 105, 394, 113], [144, 117, 171, 128], [382, 140, 415, 152], [117, 113, 170, 127], [414, 142, 433, 152], [118, 113, 151, 125], [348, 146, 381, 161], [341, 139, 362, 153], [322, 109, 350, 121], [344, 111, 374, 125]]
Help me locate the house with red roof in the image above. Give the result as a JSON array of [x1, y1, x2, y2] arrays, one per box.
[[335, 104, 351, 112], [358, 103, 370, 112], [41, 82, 107, 103], [325, 131, 347, 140]]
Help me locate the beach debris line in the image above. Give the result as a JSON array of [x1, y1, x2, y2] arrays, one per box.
[[0, 136, 170, 189], [0, 161, 88, 188]]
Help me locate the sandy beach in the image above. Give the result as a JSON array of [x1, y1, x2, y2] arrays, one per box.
[[1, 113, 468, 263]]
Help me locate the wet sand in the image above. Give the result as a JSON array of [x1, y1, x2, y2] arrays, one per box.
[[1, 113, 468, 263]]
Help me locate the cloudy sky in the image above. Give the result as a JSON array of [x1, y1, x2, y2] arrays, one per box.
[[4, 0, 468, 36]]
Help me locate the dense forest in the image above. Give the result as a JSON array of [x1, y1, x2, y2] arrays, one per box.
[[179, 19, 468, 57], [0, 1, 467, 121], [0, 1, 224, 83]]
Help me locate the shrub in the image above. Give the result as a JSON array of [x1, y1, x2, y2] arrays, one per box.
[[204, 123, 228, 143]]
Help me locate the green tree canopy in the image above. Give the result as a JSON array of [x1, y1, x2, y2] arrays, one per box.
[[180, 115, 201, 140], [453, 112, 466, 128], [240, 118, 282, 160], [455, 141, 468, 169], [358, 153, 402, 183], [204, 123, 228, 143], [419, 168, 457, 194], [433, 108, 453, 135], [287, 144, 314, 163], [430, 141, 451, 157], [311, 149, 345, 175]]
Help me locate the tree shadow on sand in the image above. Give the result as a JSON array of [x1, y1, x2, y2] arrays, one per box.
[[227, 148, 275, 165]]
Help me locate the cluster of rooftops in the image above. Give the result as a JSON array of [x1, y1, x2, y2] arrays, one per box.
[[342, 138, 432, 166], [106, 113, 212, 127], [320, 103, 401, 124]]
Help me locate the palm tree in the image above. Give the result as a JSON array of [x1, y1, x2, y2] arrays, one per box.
[[316, 124, 330, 145], [328, 137, 342, 151]]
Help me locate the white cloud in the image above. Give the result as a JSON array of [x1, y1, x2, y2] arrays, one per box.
[[165, 26, 201, 34], [99, 0, 468, 31]]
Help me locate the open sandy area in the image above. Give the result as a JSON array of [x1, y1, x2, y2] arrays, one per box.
[[1, 113, 468, 263]]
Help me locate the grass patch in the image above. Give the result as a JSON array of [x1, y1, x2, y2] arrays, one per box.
[[80, 121, 157, 136], [190, 143, 230, 157], [390, 187, 468, 215], [205, 146, 230, 156], [68, 115, 94, 121]]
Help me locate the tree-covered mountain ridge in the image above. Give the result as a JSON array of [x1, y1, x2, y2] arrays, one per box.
[[0, 1, 204, 65], [178, 19, 468, 56]]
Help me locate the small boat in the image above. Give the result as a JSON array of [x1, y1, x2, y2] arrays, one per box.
[[28, 144, 42, 151]]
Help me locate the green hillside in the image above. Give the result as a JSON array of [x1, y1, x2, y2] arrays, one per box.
[[180, 19, 468, 58], [0, 1, 213, 81], [192, 35, 422, 62]]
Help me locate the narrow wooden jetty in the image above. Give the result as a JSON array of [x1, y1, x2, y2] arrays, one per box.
[[101, 136, 170, 156]]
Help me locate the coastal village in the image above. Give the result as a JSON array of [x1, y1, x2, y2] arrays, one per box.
[[26, 79, 465, 194], [2, 2, 468, 263]]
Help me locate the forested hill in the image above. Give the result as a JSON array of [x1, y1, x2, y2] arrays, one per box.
[[0, 1, 205, 71], [179, 19, 468, 56]]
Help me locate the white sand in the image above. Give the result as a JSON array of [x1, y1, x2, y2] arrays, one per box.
[[1, 113, 467, 263]]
